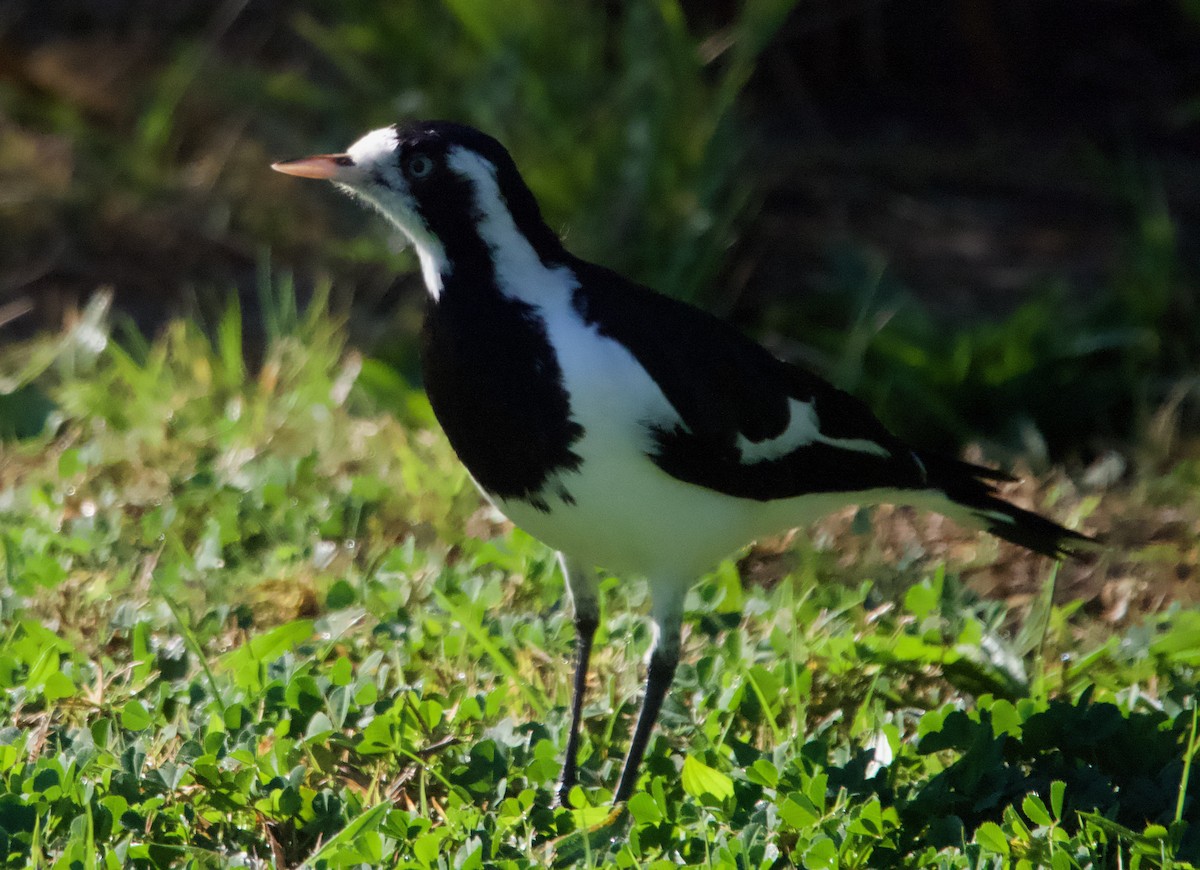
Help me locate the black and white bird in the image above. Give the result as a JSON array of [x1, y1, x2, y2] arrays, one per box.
[[272, 121, 1092, 807]]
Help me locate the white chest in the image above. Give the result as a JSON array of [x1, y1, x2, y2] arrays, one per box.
[[485, 283, 741, 578]]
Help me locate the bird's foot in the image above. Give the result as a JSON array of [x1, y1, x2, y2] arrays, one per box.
[[539, 802, 629, 867], [552, 772, 571, 806]]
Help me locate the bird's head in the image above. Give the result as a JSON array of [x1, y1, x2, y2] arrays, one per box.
[[272, 121, 563, 298]]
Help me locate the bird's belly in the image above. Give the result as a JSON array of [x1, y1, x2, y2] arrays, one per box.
[[477, 288, 921, 577], [492, 438, 924, 580], [493, 441, 752, 578], [480, 296, 775, 577]]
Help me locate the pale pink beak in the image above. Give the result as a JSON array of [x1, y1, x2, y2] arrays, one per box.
[[270, 154, 353, 180]]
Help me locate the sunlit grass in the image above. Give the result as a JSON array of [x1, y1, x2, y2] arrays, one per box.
[[0, 292, 1197, 867]]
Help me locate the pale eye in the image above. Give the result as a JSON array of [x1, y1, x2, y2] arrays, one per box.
[[407, 154, 434, 179]]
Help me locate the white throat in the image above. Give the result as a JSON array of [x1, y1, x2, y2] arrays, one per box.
[[351, 194, 449, 302], [413, 241, 448, 299], [365, 204, 449, 302]]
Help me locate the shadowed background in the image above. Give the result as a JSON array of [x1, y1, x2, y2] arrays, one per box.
[[1, 0, 1198, 454]]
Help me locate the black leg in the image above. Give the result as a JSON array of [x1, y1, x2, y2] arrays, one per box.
[[557, 609, 597, 805], [610, 586, 685, 805], [612, 644, 679, 804], [557, 557, 599, 807]]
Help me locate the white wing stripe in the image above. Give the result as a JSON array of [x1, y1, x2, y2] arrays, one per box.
[[736, 397, 890, 464]]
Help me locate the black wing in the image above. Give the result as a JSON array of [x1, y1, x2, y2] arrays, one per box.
[[568, 261, 1096, 559], [568, 260, 929, 500]]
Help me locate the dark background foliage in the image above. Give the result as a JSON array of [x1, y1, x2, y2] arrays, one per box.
[[1, 0, 1198, 451]]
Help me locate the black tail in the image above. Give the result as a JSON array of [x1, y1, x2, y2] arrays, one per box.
[[916, 451, 1097, 559]]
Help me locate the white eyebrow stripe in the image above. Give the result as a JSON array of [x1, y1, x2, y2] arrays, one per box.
[[346, 126, 398, 167], [736, 397, 891, 464]]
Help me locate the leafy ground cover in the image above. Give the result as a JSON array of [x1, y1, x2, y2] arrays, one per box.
[[1, 291, 1199, 868]]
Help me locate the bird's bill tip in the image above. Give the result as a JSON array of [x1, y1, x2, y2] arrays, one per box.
[[270, 154, 351, 180]]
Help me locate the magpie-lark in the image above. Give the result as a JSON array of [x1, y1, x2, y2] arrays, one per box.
[[273, 121, 1093, 807]]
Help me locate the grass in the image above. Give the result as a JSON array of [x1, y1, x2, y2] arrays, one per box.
[[0, 286, 1198, 868]]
